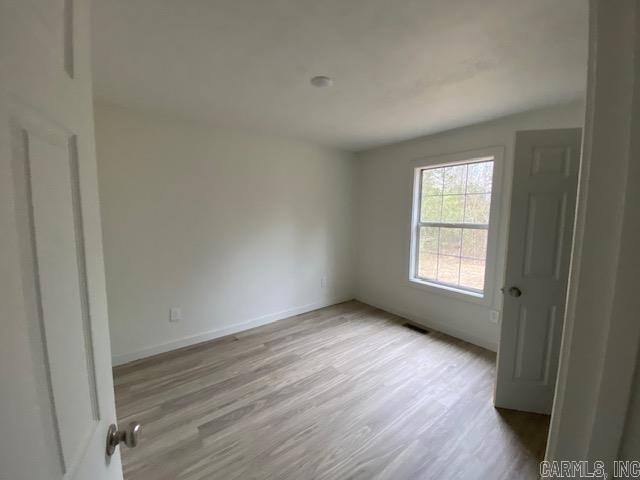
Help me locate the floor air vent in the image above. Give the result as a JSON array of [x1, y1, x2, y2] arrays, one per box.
[[403, 323, 430, 334]]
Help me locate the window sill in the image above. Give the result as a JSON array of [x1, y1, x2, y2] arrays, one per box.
[[406, 277, 491, 306]]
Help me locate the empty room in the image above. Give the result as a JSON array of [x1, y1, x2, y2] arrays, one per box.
[[2, 1, 640, 479]]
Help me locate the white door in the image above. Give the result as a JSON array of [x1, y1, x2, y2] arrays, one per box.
[[0, 2, 124, 479], [494, 128, 581, 414]]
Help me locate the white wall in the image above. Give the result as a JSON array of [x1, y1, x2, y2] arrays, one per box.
[[95, 103, 355, 365], [354, 102, 584, 351]]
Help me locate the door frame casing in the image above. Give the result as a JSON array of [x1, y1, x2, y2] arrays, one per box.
[[546, 0, 640, 468]]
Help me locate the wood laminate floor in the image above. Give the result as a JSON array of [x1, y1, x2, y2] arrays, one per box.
[[114, 301, 549, 480]]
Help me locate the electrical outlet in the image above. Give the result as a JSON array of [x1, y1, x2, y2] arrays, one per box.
[[320, 276, 327, 288], [489, 310, 500, 324], [170, 307, 182, 323]]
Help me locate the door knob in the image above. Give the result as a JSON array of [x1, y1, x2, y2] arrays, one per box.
[[106, 421, 142, 456], [507, 286, 522, 297]]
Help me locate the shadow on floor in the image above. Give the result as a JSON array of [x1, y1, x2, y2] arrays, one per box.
[[495, 407, 550, 461]]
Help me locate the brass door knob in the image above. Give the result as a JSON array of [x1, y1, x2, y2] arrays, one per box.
[[106, 421, 142, 456]]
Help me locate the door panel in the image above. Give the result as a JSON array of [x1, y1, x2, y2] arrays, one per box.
[[531, 146, 572, 177], [513, 305, 556, 383], [18, 122, 100, 473], [1, 1, 123, 479], [495, 128, 581, 414], [523, 192, 568, 279]]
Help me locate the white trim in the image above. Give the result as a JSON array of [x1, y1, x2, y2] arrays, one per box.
[[356, 295, 498, 352], [111, 295, 353, 366], [407, 277, 483, 300], [546, 0, 640, 467], [406, 146, 505, 307]]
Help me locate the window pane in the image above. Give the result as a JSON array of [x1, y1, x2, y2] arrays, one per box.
[[437, 255, 460, 284], [441, 195, 464, 223], [418, 227, 439, 280], [417, 250, 438, 279], [464, 193, 491, 224], [443, 164, 467, 194], [413, 157, 495, 294], [421, 168, 444, 196], [421, 195, 442, 222], [419, 226, 439, 253], [438, 227, 461, 256], [461, 229, 488, 259], [460, 257, 486, 290], [466, 161, 493, 194]]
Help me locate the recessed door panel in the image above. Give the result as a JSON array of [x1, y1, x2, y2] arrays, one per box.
[[531, 146, 572, 177], [523, 192, 568, 280], [20, 125, 99, 475], [513, 305, 556, 383], [8, 0, 74, 76]]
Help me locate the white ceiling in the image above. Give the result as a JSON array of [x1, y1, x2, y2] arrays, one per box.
[[91, 0, 588, 151]]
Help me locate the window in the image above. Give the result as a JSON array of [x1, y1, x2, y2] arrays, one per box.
[[410, 155, 496, 296]]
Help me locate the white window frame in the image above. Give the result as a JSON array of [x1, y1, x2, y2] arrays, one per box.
[[407, 146, 504, 306]]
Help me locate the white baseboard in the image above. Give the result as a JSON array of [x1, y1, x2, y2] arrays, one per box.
[[111, 295, 354, 366], [356, 295, 498, 352]]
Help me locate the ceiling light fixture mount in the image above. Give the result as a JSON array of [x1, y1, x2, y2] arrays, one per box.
[[310, 75, 333, 88]]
